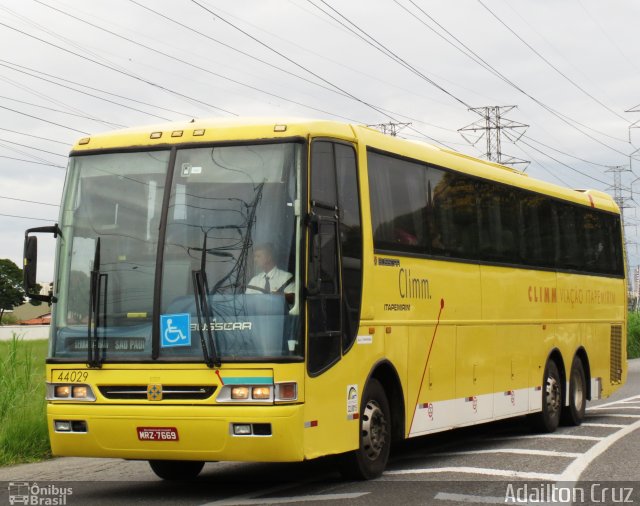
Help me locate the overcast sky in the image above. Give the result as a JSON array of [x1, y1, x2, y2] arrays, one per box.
[[1, 0, 639, 281]]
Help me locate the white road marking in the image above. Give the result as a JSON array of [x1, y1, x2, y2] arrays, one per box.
[[587, 394, 640, 409], [435, 448, 581, 458], [590, 406, 640, 410], [558, 418, 640, 481], [202, 492, 369, 506], [390, 393, 640, 486], [586, 413, 640, 418], [488, 433, 603, 441], [581, 422, 627, 428], [385, 466, 559, 481], [435, 492, 506, 504]]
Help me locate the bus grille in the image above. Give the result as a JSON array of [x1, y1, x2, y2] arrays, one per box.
[[610, 325, 623, 384], [98, 385, 217, 400]]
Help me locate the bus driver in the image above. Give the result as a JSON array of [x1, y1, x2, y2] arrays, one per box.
[[246, 243, 294, 297]]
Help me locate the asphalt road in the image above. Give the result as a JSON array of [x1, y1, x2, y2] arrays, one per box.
[[1, 360, 639, 506]]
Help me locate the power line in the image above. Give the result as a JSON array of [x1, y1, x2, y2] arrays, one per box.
[[0, 94, 125, 128], [0, 195, 59, 207], [0, 155, 65, 168], [0, 212, 56, 222], [395, 0, 631, 152], [0, 59, 187, 121], [0, 104, 89, 134], [33, 1, 367, 124], [128, 0, 350, 101], [576, 0, 640, 75], [307, 0, 472, 109], [511, 137, 610, 186], [190, 1, 396, 121], [510, 142, 573, 187], [0, 127, 68, 145], [521, 135, 612, 168], [476, 0, 629, 123], [299, 0, 466, 145], [33, 0, 459, 147], [0, 20, 237, 116], [0, 139, 63, 165], [0, 137, 67, 158]]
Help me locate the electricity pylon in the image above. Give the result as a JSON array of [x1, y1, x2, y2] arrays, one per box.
[[458, 106, 529, 168]]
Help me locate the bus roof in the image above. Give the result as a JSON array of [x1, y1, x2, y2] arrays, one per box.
[[71, 117, 619, 214]]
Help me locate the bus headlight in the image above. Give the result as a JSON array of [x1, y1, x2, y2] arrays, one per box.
[[251, 387, 271, 400], [72, 385, 90, 399], [230, 386, 250, 400], [217, 384, 274, 403], [47, 383, 96, 401], [54, 385, 71, 398]]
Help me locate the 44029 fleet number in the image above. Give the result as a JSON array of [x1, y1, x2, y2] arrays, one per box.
[[54, 370, 89, 383]]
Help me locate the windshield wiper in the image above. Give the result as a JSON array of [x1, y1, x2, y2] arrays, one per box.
[[192, 232, 220, 368], [87, 238, 108, 368]]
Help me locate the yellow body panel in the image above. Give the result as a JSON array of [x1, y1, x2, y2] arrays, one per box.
[[48, 118, 626, 463]]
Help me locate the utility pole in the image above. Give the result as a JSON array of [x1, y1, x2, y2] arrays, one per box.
[[626, 105, 640, 302], [367, 122, 411, 137], [607, 165, 634, 294], [458, 106, 529, 168], [607, 165, 633, 220]]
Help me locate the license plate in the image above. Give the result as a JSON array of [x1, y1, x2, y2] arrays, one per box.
[[137, 427, 179, 441]]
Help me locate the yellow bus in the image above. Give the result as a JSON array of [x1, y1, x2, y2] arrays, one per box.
[[24, 118, 627, 480]]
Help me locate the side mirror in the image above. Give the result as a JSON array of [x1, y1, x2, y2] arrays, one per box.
[[23, 224, 61, 304], [24, 236, 38, 290]]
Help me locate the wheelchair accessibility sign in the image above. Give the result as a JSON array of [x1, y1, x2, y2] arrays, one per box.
[[160, 313, 191, 348]]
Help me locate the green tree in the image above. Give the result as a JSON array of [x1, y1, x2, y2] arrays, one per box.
[[0, 259, 42, 324]]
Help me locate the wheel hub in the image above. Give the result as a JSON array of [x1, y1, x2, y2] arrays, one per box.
[[361, 399, 388, 461], [572, 369, 584, 411], [546, 375, 561, 415]]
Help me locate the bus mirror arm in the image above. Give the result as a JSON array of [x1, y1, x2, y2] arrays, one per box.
[[23, 224, 61, 305]]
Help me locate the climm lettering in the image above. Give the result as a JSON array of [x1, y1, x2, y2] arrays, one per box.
[[528, 286, 557, 303], [399, 268, 431, 299]]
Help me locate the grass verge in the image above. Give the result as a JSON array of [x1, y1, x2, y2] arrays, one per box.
[[0, 335, 50, 466]]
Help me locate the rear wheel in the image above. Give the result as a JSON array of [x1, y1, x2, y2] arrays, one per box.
[[561, 357, 586, 426], [148, 460, 204, 480], [339, 379, 391, 480], [530, 359, 562, 433]]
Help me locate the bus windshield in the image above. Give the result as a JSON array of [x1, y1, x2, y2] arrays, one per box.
[[52, 142, 302, 363]]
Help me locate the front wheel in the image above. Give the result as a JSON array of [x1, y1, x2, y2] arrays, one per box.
[[530, 359, 562, 433], [148, 460, 204, 480], [561, 357, 586, 426], [339, 379, 391, 480]]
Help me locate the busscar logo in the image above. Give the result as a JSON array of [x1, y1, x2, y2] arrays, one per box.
[[8, 482, 73, 505], [375, 256, 400, 267], [191, 322, 252, 331]]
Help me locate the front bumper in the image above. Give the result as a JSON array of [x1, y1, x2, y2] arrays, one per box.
[[47, 403, 305, 462]]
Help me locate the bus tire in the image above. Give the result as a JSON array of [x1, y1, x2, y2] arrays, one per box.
[[339, 378, 391, 480], [148, 460, 204, 480], [530, 359, 562, 433], [561, 357, 586, 426]]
